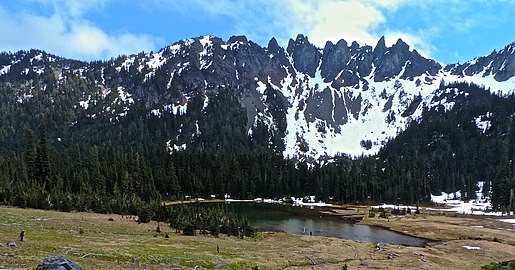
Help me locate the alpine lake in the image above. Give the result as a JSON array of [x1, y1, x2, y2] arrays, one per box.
[[190, 202, 427, 247]]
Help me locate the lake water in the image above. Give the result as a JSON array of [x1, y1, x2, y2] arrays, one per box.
[[215, 202, 427, 247]]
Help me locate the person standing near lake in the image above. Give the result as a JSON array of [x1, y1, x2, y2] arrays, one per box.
[[19, 230, 25, 241]]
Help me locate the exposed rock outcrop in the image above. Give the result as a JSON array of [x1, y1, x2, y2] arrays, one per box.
[[287, 34, 322, 77], [36, 256, 82, 270]]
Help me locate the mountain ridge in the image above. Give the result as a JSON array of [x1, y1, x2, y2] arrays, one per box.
[[0, 34, 514, 161]]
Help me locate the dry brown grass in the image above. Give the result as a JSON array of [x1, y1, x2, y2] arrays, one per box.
[[362, 211, 515, 244], [0, 206, 513, 269]]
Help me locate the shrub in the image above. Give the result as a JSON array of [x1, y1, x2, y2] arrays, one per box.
[[183, 224, 196, 236], [137, 205, 153, 223], [481, 261, 515, 270], [243, 225, 256, 238]]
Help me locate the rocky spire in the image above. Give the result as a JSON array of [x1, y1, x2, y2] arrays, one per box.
[[287, 34, 321, 77], [373, 36, 387, 61]]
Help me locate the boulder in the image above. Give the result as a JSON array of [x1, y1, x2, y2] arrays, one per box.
[[36, 255, 82, 270]]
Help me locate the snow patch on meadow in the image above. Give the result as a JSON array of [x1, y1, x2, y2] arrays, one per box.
[[499, 219, 515, 225], [374, 181, 514, 217], [291, 196, 333, 207], [429, 181, 513, 216]]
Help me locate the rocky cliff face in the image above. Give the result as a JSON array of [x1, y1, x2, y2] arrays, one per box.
[[1, 35, 514, 161], [445, 42, 515, 82]]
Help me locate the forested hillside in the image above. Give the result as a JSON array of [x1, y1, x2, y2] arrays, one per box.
[[0, 79, 513, 215], [0, 37, 514, 217], [377, 82, 515, 210]]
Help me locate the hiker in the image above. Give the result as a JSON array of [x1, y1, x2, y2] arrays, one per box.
[[216, 245, 220, 253], [20, 230, 25, 242]]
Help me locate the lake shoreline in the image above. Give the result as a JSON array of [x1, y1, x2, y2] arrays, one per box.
[[1, 206, 514, 269], [165, 199, 515, 247], [169, 201, 430, 247]]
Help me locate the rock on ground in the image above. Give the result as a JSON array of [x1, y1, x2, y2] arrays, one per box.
[[35, 255, 82, 270]]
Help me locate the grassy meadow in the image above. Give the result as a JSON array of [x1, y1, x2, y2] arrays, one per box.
[[0, 206, 513, 269]]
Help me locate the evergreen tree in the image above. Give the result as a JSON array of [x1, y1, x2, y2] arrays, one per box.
[[24, 129, 38, 182], [37, 123, 52, 190], [492, 140, 513, 210]]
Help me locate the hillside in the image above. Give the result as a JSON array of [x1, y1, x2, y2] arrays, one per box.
[[0, 35, 513, 212], [0, 35, 513, 160]]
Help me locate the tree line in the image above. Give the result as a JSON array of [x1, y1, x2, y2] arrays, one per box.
[[0, 73, 514, 218]]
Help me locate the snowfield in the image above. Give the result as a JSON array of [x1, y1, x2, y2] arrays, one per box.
[[374, 181, 514, 219], [428, 181, 513, 216]]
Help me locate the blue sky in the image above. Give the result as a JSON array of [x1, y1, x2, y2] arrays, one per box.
[[0, 0, 513, 64]]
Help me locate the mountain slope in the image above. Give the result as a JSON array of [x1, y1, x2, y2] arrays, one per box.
[[0, 36, 514, 210], [376, 82, 515, 205], [0, 35, 514, 162]]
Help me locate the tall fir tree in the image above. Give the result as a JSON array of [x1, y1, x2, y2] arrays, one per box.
[[24, 129, 38, 183], [37, 123, 51, 190]]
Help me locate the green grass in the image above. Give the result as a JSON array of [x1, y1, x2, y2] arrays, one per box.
[[3, 206, 512, 270], [0, 207, 280, 269]]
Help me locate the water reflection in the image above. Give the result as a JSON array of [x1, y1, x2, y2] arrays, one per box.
[[222, 202, 426, 246]]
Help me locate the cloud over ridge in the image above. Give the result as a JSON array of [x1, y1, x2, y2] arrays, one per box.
[[0, 0, 513, 63], [0, 0, 160, 60]]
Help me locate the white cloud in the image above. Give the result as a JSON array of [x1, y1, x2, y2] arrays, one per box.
[[285, 0, 387, 47], [27, 0, 110, 17], [162, 0, 428, 55], [383, 29, 438, 59], [7, 0, 495, 62], [160, 0, 292, 44], [281, 0, 434, 56], [0, 1, 160, 60]]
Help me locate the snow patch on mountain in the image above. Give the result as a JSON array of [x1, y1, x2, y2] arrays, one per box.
[[147, 51, 167, 69], [150, 109, 161, 117], [277, 58, 514, 159], [475, 112, 492, 133], [117, 56, 136, 72], [442, 71, 515, 95], [279, 65, 465, 159], [30, 53, 43, 63], [17, 93, 33, 103], [0, 65, 11, 75], [79, 97, 92, 110], [166, 140, 187, 154], [116, 86, 134, 104], [199, 36, 214, 70], [1, 35, 514, 161], [165, 103, 188, 116]]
